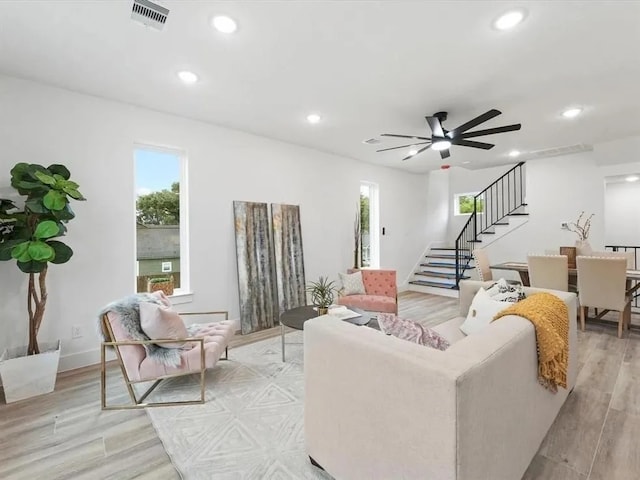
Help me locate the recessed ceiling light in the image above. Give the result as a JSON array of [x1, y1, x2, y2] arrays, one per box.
[[493, 9, 526, 30], [562, 107, 583, 119], [508, 150, 521, 158], [432, 140, 452, 151], [212, 15, 237, 33], [626, 175, 639, 182], [177, 71, 198, 84], [408, 148, 418, 156], [306, 113, 321, 124]]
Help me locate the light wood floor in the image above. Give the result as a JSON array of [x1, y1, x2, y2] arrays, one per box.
[[1, 292, 638, 480]]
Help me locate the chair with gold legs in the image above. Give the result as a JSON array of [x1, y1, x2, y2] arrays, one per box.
[[100, 307, 236, 410]]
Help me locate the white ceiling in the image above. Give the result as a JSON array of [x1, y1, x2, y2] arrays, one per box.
[[1, 1, 639, 173]]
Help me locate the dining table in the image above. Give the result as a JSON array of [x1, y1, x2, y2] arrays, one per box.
[[491, 261, 640, 317]]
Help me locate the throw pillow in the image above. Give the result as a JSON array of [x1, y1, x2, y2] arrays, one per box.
[[139, 301, 189, 349], [377, 313, 450, 351], [486, 278, 526, 303], [339, 271, 366, 295], [459, 288, 509, 335]]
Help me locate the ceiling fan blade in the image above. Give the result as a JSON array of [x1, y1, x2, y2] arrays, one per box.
[[439, 149, 451, 159], [426, 116, 445, 137], [376, 141, 430, 153], [448, 109, 502, 137], [381, 133, 431, 141], [451, 139, 495, 150], [459, 124, 522, 139], [402, 144, 431, 161]]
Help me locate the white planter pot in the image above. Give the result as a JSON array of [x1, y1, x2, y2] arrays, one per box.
[[0, 341, 61, 403]]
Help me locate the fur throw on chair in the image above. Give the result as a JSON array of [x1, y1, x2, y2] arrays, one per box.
[[98, 292, 194, 367]]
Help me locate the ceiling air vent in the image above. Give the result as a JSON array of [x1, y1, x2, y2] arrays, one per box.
[[131, 0, 169, 30], [362, 138, 382, 145], [522, 143, 593, 160]]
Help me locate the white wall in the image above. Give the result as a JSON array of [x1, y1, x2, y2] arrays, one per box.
[[605, 181, 640, 246], [0, 75, 429, 371]]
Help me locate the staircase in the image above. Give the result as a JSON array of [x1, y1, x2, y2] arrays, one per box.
[[408, 162, 528, 295]]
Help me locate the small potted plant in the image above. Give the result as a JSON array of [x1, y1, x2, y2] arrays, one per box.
[[306, 276, 337, 316], [147, 276, 174, 296], [0, 162, 85, 403]]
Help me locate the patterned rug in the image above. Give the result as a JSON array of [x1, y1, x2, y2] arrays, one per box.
[[146, 331, 333, 479]]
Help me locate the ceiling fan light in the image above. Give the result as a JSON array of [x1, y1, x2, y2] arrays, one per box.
[[408, 148, 418, 156], [562, 107, 583, 119], [508, 150, 521, 158], [432, 140, 451, 151]]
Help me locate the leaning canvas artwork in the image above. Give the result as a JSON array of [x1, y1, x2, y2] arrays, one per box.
[[233, 201, 279, 334], [271, 203, 306, 313]]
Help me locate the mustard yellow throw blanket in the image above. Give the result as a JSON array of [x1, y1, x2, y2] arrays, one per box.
[[493, 292, 568, 393]]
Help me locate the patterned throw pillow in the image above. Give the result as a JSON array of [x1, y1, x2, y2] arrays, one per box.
[[377, 313, 450, 351], [486, 278, 526, 303], [339, 271, 367, 295]]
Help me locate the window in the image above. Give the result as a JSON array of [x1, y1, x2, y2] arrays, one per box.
[[134, 146, 189, 294], [454, 192, 484, 216], [360, 182, 379, 268]]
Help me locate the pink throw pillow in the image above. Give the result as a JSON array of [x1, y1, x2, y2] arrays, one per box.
[[139, 302, 188, 349], [377, 313, 450, 351], [150, 290, 172, 307]]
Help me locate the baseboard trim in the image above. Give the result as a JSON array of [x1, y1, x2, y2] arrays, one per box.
[[58, 348, 115, 373]]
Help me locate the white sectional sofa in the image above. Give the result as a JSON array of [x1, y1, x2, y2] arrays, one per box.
[[304, 280, 578, 480]]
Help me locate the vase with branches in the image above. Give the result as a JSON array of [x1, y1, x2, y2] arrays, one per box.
[[0, 163, 85, 356], [567, 211, 594, 241]]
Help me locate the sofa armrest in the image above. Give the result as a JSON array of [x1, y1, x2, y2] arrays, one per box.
[[304, 317, 470, 480]]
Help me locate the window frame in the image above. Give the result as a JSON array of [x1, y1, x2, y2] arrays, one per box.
[[133, 143, 191, 299], [453, 191, 485, 216]]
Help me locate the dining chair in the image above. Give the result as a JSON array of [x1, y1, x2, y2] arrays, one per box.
[[527, 254, 569, 292], [473, 248, 493, 281], [588, 251, 635, 269], [576, 256, 631, 338]]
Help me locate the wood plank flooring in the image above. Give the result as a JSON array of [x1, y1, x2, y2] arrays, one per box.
[[1, 291, 639, 479]]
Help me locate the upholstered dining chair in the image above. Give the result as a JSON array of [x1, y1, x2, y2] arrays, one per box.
[[99, 293, 237, 410], [473, 248, 493, 281], [576, 256, 631, 338], [527, 254, 569, 292], [588, 251, 635, 269]]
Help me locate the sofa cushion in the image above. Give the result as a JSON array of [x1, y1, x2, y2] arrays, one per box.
[[486, 278, 526, 302], [432, 316, 467, 345], [377, 313, 450, 350], [140, 302, 189, 349], [337, 294, 397, 313], [339, 271, 367, 295], [459, 288, 509, 335]]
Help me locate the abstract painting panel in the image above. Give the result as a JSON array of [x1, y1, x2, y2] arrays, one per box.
[[233, 201, 278, 334], [271, 204, 306, 313]]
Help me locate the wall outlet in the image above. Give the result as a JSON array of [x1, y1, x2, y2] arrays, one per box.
[[561, 222, 569, 229], [71, 325, 83, 339]]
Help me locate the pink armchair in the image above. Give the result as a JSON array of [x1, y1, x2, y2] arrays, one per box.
[[337, 269, 398, 314]]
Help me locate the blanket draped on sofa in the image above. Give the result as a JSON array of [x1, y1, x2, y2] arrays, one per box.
[[493, 292, 569, 392]]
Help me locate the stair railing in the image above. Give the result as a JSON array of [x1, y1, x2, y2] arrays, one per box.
[[455, 161, 526, 287]]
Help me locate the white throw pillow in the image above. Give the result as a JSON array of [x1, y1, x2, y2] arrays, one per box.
[[339, 271, 366, 295], [140, 302, 188, 349], [485, 278, 526, 303], [459, 288, 509, 335]]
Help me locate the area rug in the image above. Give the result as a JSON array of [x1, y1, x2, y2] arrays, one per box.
[[146, 331, 333, 479]]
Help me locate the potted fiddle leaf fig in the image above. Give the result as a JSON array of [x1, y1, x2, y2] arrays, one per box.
[[0, 162, 85, 403]]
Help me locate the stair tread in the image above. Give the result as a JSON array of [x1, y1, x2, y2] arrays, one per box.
[[416, 271, 470, 279], [409, 279, 458, 289], [508, 213, 529, 216], [494, 222, 509, 225], [420, 262, 474, 269], [430, 247, 457, 251], [425, 254, 472, 259]]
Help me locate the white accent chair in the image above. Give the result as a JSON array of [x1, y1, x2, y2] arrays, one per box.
[[576, 256, 631, 338], [528, 254, 569, 292]]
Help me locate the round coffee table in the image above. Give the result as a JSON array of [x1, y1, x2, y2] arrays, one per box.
[[279, 305, 372, 362]]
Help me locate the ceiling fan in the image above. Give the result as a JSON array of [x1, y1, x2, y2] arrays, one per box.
[[378, 109, 521, 161]]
